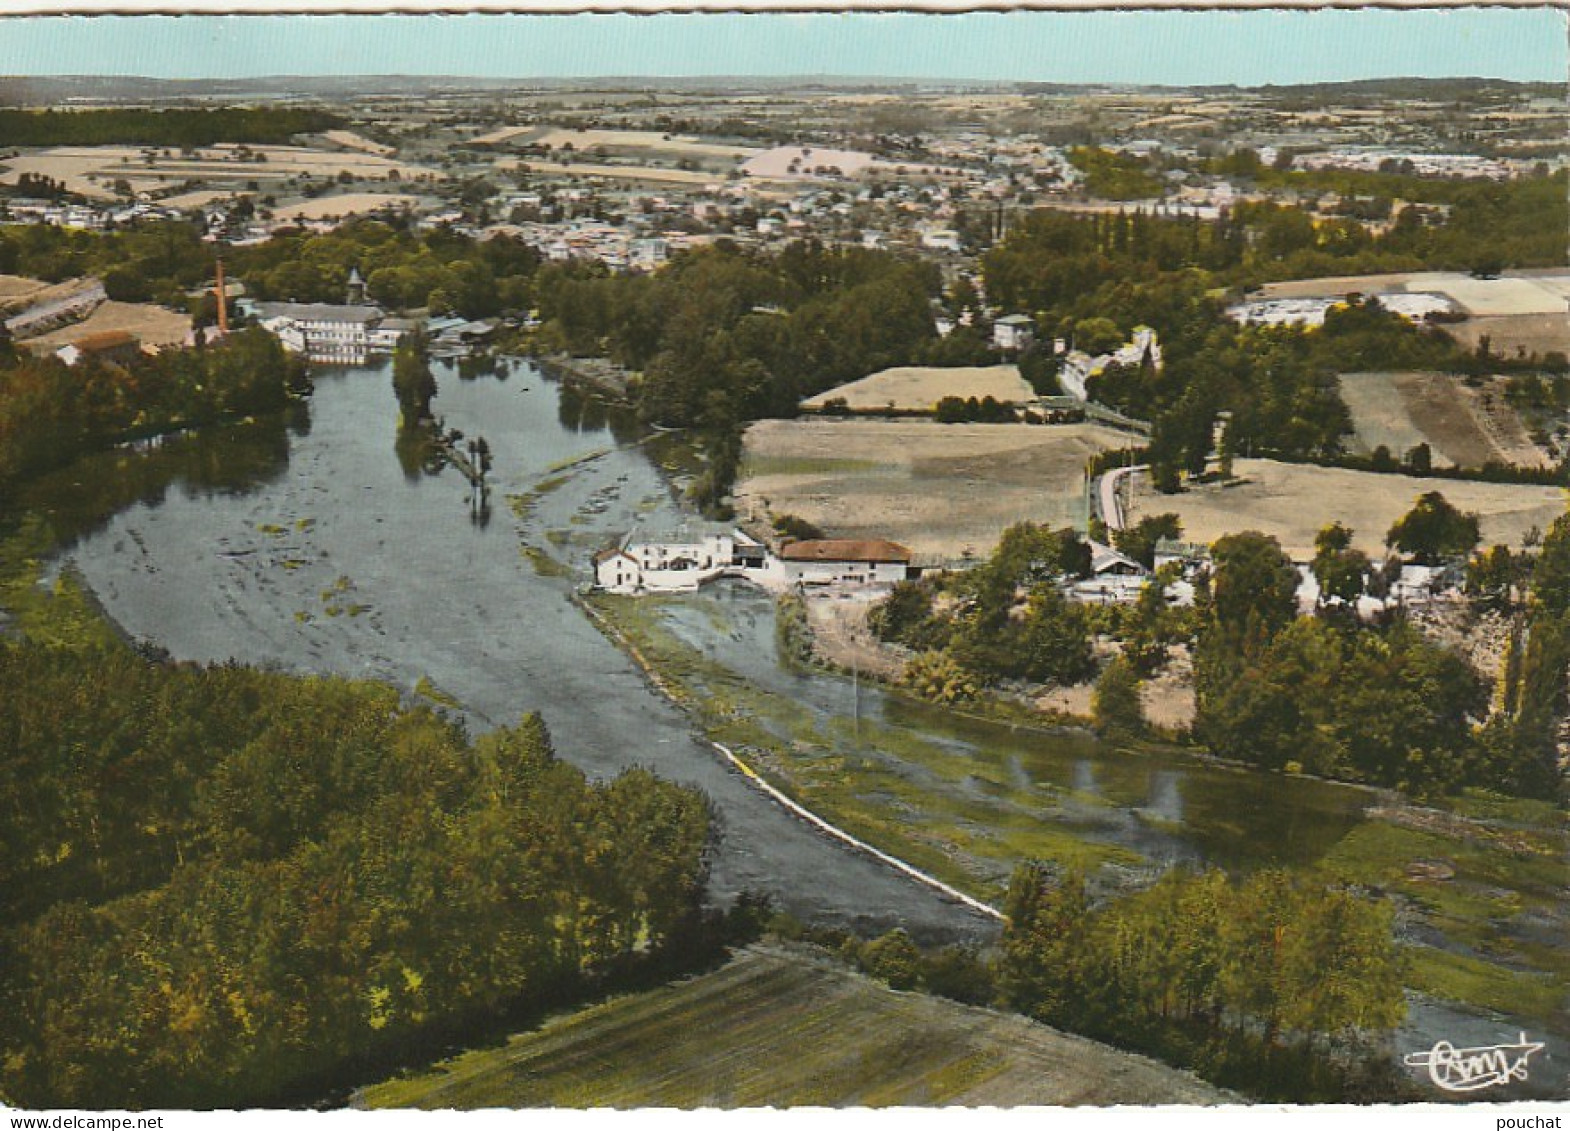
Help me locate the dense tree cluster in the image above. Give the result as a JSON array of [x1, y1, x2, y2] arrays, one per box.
[[981, 180, 1566, 493], [233, 220, 541, 319], [998, 864, 1407, 1101], [872, 523, 1095, 692], [1066, 147, 1167, 201], [535, 241, 941, 429], [1187, 527, 1564, 797], [0, 107, 344, 148], [0, 327, 307, 495], [1473, 511, 1570, 798], [0, 220, 211, 299], [0, 641, 713, 1108], [530, 240, 941, 515]]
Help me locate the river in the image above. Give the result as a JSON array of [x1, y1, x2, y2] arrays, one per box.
[[44, 360, 995, 941], [32, 359, 1565, 1092]]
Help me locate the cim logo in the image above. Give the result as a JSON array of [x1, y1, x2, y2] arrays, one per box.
[[1404, 1032, 1545, 1093]]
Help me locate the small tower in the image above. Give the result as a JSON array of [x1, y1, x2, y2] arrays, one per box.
[[346, 265, 366, 306]]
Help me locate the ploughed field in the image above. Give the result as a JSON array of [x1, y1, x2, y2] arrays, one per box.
[[356, 946, 1230, 1108], [1337, 371, 1550, 470], [736, 418, 1130, 560]]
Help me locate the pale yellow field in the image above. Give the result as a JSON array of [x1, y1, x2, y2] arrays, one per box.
[[740, 145, 955, 180], [736, 419, 1129, 559], [156, 189, 239, 211], [0, 145, 433, 199], [1127, 458, 1566, 560], [530, 127, 757, 161], [801, 364, 1034, 413], [501, 159, 720, 186], [271, 193, 421, 221], [1338, 371, 1550, 470], [21, 300, 190, 351], [320, 129, 395, 157]]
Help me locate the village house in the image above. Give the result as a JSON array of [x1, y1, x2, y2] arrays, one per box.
[[776, 539, 914, 587], [1058, 325, 1162, 401], [593, 528, 914, 594], [992, 313, 1035, 352], [594, 523, 761, 594], [1067, 540, 1150, 605], [53, 330, 144, 368]]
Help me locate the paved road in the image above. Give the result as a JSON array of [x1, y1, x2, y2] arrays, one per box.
[[1096, 463, 1145, 532]]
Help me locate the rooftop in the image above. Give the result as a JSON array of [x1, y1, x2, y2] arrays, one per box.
[[779, 539, 912, 564], [254, 302, 383, 324]]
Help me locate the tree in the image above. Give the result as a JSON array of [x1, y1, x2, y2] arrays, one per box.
[[392, 329, 437, 430], [1464, 544, 1525, 611], [1092, 655, 1144, 738], [998, 865, 1098, 1025], [1209, 531, 1301, 641], [1385, 491, 1480, 565], [1113, 513, 1182, 570], [859, 928, 922, 990], [1311, 522, 1370, 607]]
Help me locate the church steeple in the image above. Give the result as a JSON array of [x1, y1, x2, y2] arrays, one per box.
[[346, 265, 366, 306]]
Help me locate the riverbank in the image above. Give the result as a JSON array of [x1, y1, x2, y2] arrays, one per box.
[[532, 352, 638, 401], [569, 582, 1569, 1049], [572, 588, 1002, 925]]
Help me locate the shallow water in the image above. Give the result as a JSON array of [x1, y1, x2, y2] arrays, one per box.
[[51, 361, 992, 940]]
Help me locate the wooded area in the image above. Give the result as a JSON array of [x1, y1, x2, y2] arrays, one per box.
[[0, 326, 307, 496], [0, 640, 713, 1108], [0, 107, 344, 148]]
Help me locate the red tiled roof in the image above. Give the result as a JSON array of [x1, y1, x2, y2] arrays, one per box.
[[72, 330, 138, 353], [778, 539, 911, 564]]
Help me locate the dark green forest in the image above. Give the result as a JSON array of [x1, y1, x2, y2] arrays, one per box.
[[0, 642, 713, 1108], [0, 327, 307, 498], [0, 107, 344, 148]]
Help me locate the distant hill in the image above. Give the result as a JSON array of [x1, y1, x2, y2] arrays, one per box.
[[0, 72, 1560, 108]]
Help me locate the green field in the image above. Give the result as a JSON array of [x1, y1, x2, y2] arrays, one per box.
[[357, 946, 1229, 1108]]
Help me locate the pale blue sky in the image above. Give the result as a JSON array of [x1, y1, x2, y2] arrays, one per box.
[[0, 9, 1564, 86]]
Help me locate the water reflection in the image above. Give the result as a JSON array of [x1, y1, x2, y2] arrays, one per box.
[[1145, 770, 1184, 823], [553, 377, 644, 446], [660, 582, 1372, 873], [20, 409, 300, 551]]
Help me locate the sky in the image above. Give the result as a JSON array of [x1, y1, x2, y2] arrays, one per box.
[[0, 8, 1564, 87]]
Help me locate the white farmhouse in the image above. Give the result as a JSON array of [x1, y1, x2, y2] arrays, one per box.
[[992, 314, 1035, 352], [776, 539, 913, 587], [593, 530, 912, 594], [594, 524, 766, 594]]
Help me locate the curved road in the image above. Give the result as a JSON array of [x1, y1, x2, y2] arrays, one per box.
[[1096, 463, 1145, 532]]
